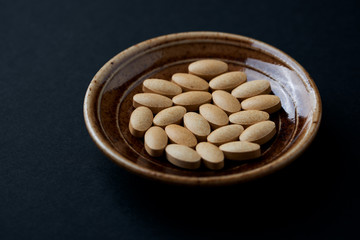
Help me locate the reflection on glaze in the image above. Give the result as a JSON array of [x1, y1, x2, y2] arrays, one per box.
[[245, 58, 314, 119], [244, 65, 295, 121]]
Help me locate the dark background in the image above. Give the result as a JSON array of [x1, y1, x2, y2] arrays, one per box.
[[1, 0, 359, 239]]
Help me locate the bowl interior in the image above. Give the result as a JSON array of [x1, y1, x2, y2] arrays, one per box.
[[85, 32, 321, 185]]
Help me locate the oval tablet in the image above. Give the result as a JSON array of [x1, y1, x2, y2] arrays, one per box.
[[171, 73, 209, 92], [196, 142, 224, 170], [241, 94, 281, 114], [153, 106, 187, 127], [129, 106, 153, 137], [165, 124, 197, 148], [183, 112, 211, 142], [207, 124, 244, 146], [229, 110, 269, 128], [144, 126, 168, 157], [133, 93, 173, 114], [188, 59, 228, 80], [239, 120, 276, 145], [212, 90, 241, 114], [172, 91, 212, 111], [231, 79, 271, 100], [219, 141, 261, 161], [199, 104, 229, 129], [209, 71, 247, 92], [165, 144, 201, 169], [142, 79, 182, 98]]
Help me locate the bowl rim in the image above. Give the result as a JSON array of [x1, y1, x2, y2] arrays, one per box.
[[83, 31, 322, 186]]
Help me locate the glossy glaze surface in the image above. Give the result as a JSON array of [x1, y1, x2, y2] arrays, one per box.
[[84, 32, 322, 186]]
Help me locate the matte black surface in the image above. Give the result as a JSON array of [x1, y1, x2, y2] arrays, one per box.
[[1, 0, 359, 239]]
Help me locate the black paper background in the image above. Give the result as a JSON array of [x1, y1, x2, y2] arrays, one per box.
[[1, 0, 359, 239]]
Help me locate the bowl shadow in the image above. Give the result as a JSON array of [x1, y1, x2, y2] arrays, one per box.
[[104, 121, 338, 235]]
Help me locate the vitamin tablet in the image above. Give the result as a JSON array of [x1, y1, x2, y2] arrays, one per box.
[[209, 71, 246, 92], [199, 104, 229, 129], [142, 79, 182, 98], [183, 112, 211, 142], [239, 120, 276, 145], [172, 91, 212, 111], [231, 80, 271, 100], [153, 106, 187, 127], [188, 59, 228, 80], [133, 93, 173, 114], [165, 124, 197, 148], [241, 94, 281, 114], [219, 141, 261, 161], [196, 142, 224, 170], [129, 106, 153, 137], [207, 124, 244, 146], [171, 73, 209, 92], [165, 144, 201, 169], [229, 110, 269, 128], [212, 90, 241, 114], [144, 126, 168, 157]]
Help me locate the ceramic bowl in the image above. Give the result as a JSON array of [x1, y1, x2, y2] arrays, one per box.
[[83, 31, 321, 186]]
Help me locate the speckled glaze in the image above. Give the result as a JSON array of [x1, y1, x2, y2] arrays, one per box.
[[83, 32, 322, 186]]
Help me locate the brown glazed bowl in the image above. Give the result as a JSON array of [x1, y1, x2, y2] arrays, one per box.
[[83, 31, 321, 186]]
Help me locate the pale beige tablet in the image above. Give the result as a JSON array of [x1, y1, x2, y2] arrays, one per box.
[[144, 126, 168, 157], [199, 104, 229, 129], [229, 110, 269, 128], [183, 112, 211, 142], [188, 59, 228, 80], [241, 94, 281, 114], [133, 93, 173, 113], [231, 79, 271, 100], [207, 124, 244, 146], [219, 141, 261, 161], [153, 106, 186, 127], [142, 79, 182, 98], [209, 71, 246, 92], [212, 90, 241, 114], [165, 124, 197, 148], [172, 91, 212, 111], [239, 120, 276, 145], [171, 73, 209, 91], [129, 106, 153, 137], [196, 142, 224, 170], [166, 144, 201, 169]]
